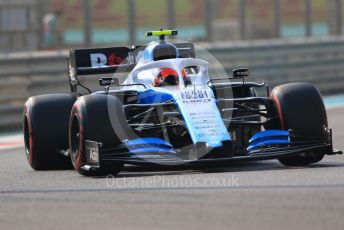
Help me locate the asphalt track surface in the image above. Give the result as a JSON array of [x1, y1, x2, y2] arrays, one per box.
[[0, 107, 343, 230]]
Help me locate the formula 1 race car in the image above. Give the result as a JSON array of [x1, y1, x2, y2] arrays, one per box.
[[23, 30, 342, 176]]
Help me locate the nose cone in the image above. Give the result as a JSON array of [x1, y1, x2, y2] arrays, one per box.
[[174, 87, 231, 148]]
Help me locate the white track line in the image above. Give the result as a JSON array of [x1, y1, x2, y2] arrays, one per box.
[[0, 134, 23, 150], [326, 104, 344, 110]]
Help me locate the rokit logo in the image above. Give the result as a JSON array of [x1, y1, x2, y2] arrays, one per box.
[[90, 53, 123, 68]]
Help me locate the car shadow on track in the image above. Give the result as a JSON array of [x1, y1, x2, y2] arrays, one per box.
[[98, 160, 344, 179]]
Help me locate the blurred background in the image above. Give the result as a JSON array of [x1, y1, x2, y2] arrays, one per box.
[[1, 0, 344, 50], [1, 0, 344, 131]]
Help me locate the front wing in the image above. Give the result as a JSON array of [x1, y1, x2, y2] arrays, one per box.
[[83, 137, 342, 169]]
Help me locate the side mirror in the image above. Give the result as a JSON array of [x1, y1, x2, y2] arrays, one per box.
[[99, 77, 119, 86], [233, 68, 249, 78]]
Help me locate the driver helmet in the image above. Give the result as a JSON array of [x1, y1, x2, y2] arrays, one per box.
[[153, 68, 189, 87]]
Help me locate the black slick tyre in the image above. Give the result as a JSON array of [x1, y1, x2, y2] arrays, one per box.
[[23, 94, 76, 170], [270, 83, 328, 166], [69, 94, 131, 176]]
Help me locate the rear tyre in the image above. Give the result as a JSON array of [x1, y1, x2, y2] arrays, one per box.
[[23, 94, 76, 170], [270, 83, 328, 166], [69, 94, 129, 176]]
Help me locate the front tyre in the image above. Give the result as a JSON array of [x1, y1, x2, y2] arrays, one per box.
[[270, 83, 328, 166], [69, 94, 126, 176]]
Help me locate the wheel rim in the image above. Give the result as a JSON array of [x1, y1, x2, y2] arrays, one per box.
[[23, 116, 30, 158], [71, 116, 80, 160]]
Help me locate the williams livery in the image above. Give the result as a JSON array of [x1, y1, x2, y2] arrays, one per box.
[[23, 30, 342, 176]]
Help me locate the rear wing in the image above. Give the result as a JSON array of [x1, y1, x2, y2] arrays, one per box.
[[68, 47, 132, 77], [68, 43, 195, 92], [68, 43, 195, 76]]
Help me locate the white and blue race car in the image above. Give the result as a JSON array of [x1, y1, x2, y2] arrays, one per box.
[[23, 30, 342, 176]]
